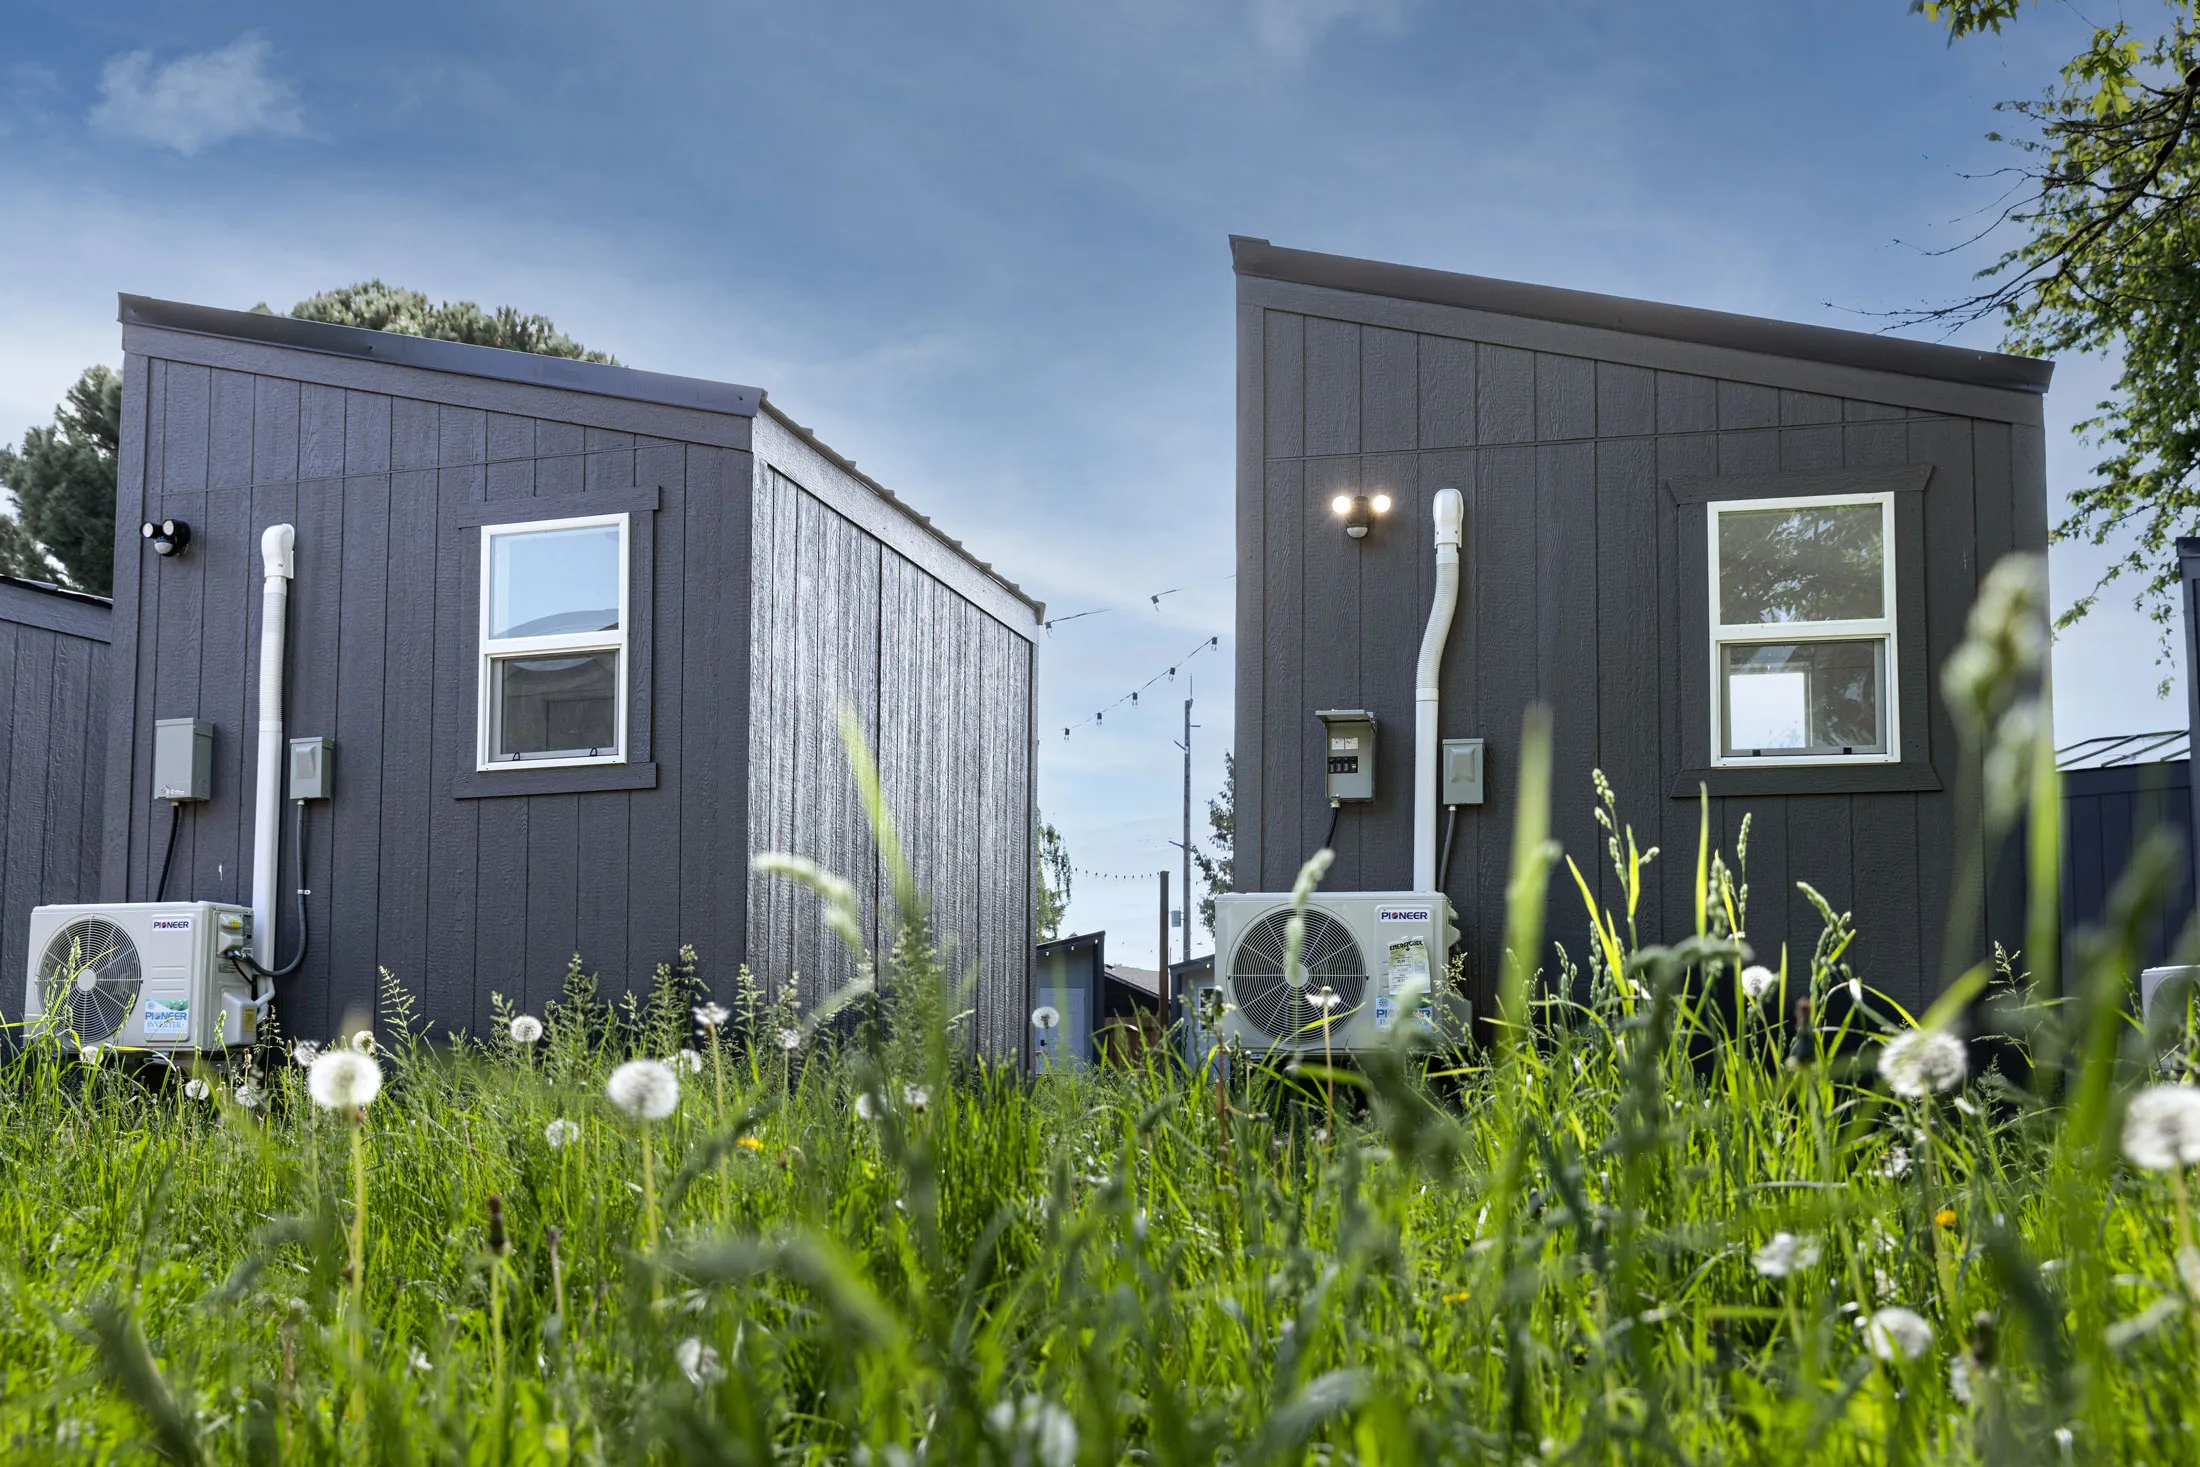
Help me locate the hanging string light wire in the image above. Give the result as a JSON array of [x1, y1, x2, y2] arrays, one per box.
[[1060, 634, 1221, 739], [1042, 573, 1234, 633]]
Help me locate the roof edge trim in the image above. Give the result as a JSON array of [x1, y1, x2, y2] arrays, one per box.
[[118, 294, 764, 418], [1229, 237, 2053, 396]]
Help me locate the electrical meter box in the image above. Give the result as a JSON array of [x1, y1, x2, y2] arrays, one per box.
[[1315, 708, 1376, 803], [1442, 737, 1486, 806], [152, 718, 213, 803]]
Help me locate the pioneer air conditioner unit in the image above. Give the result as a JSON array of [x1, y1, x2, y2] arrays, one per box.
[[1211, 891, 1460, 1054], [24, 902, 258, 1052]]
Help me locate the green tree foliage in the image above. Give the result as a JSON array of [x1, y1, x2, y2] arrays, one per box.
[[1915, 1, 2200, 660], [0, 366, 122, 594], [0, 289, 611, 597], [1191, 752, 1235, 933], [1036, 819, 1071, 942], [276, 281, 617, 363]]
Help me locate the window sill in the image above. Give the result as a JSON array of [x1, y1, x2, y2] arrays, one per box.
[[451, 762, 659, 799], [1668, 763, 1942, 798]]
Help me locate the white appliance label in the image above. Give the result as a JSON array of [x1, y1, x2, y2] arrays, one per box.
[[149, 917, 193, 932], [1385, 936, 1431, 992], [1330, 737, 1359, 751], [1377, 907, 1431, 924], [143, 998, 190, 1038]]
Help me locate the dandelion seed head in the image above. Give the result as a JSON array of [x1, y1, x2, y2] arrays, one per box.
[[291, 1040, 320, 1067], [544, 1118, 582, 1151], [1864, 1305, 1934, 1362], [1310, 985, 1341, 1011], [1879, 1029, 1967, 1098], [234, 1085, 262, 1111], [674, 1336, 724, 1386], [668, 1048, 704, 1074], [1949, 1356, 1974, 1405], [1877, 1144, 1913, 1178], [78, 1044, 102, 1066], [903, 1083, 930, 1113], [307, 1050, 383, 1112], [1031, 1005, 1061, 1030], [1752, 1231, 1821, 1278], [183, 1077, 210, 1101], [1739, 965, 1777, 1002], [509, 1015, 544, 1044], [854, 1091, 879, 1122], [776, 1027, 802, 1051], [693, 1002, 731, 1030], [605, 1059, 680, 1121], [348, 1029, 376, 1055], [2123, 1084, 2200, 1170]]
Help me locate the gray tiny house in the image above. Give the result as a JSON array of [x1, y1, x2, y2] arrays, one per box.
[[1232, 238, 2053, 1019], [80, 297, 1039, 1055]]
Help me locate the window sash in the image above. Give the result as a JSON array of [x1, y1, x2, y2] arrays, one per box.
[[1708, 492, 1898, 768], [478, 513, 630, 771]]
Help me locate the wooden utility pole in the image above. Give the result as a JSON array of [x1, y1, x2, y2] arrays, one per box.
[[1157, 869, 1170, 1010]]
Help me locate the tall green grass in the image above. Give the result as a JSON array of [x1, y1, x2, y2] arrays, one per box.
[[4, 554, 2198, 1463]]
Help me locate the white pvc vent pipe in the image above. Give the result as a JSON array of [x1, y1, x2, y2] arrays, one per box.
[[251, 524, 296, 968], [1412, 489, 1464, 891]]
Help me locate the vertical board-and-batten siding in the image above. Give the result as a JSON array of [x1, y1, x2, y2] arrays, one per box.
[[107, 323, 757, 1040], [1237, 259, 2048, 1018], [747, 410, 1038, 1062], [0, 584, 111, 1017]]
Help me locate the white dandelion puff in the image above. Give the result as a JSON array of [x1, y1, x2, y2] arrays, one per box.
[[183, 1077, 210, 1101], [1739, 965, 1777, 1003], [78, 1044, 103, 1066], [2123, 1085, 2200, 1171], [1752, 1232, 1821, 1278], [903, 1084, 930, 1114], [776, 1027, 801, 1051], [509, 1015, 544, 1044], [854, 1091, 879, 1122], [668, 1048, 704, 1075], [349, 1029, 377, 1055], [1864, 1305, 1934, 1362], [307, 1050, 383, 1112], [234, 1085, 263, 1111], [606, 1059, 680, 1121], [986, 1396, 1078, 1467], [1949, 1355, 1974, 1404], [1031, 1005, 1061, 1030], [544, 1118, 581, 1151], [1309, 985, 1342, 1012], [1877, 1144, 1913, 1179], [408, 1347, 431, 1372], [1879, 1029, 1967, 1098], [675, 1336, 724, 1386], [291, 1040, 320, 1067], [693, 1003, 731, 1030]]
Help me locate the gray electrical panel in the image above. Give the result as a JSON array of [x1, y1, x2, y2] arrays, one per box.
[[1442, 737, 1486, 806], [1315, 708, 1376, 803], [152, 718, 213, 802], [288, 737, 334, 801]]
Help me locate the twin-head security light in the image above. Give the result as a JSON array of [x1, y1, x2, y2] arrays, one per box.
[[1330, 493, 1392, 539], [140, 518, 191, 557]]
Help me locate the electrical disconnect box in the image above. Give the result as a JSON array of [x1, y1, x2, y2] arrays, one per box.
[[288, 737, 334, 801], [1315, 709, 1376, 803], [153, 718, 213, 802], [1442, 737, 1486, 806]]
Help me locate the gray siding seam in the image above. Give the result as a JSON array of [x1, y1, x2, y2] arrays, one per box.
[[0, 584, 112, 642], [1238, 279, 2047, 428]]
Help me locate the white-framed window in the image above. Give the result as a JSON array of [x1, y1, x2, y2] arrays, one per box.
[[477, 513, 629, 771], [1708, 492, 1897, 767]]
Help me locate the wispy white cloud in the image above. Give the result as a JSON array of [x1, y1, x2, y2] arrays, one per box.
[[90, 34, 303, 155], [1246, 0, 1405, 60]]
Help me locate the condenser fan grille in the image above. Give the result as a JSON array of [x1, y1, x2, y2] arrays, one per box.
[[38, 919, 143, 1044], [1226, 908, 1367, 1046]]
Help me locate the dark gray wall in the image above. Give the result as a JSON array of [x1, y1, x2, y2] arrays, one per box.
[[107, 334, 755, 1040], [0, 582, 111, 1014], [1236, 267, 2050, 1017]]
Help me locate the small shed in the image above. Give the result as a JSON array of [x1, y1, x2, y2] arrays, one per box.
[[2056, 733, 2192, 970], [93, 297, 1040, 1055], [1232, 238, 2054, 1017], [0, 577, 112, 998]]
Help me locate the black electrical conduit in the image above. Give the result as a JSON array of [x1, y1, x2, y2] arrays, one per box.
[[228, 799, 311, 985]]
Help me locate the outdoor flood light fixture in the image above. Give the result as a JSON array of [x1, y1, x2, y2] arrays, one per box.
[[1330, 493, 1392, 539], [141, 519, 191, 557]]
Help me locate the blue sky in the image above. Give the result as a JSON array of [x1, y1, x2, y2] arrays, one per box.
[[0, 1, 2177, 968]]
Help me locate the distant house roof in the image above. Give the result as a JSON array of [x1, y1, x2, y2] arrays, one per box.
[[116, 294, 1041, 617], [0, 575, 113, 641], [1105, 965, 1160, 995], [2058, 730, 2190, 771], [1230, 236, 2054, 397]]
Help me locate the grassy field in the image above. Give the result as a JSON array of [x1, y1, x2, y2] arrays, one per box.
[[5, 558, 2200, 1464]]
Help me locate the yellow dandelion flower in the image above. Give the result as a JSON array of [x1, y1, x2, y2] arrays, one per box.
[[736, 1134, 764, 1152], [1442, 1290, 1470, 1305], [1934, 1208, 1957, 1229]]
